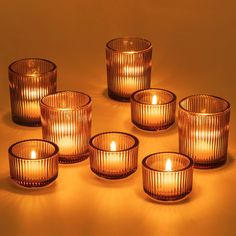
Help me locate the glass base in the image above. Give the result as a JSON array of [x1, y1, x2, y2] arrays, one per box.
[[193, 157, 227, 169], [12, 116, 41, 127], [12, 175, 58, 188], [91, 167, 137, 179], [144, 188, 191, 201], [132, 120, 175, 131], [59, 152, 89, 164], [108, 89, 130, 102]]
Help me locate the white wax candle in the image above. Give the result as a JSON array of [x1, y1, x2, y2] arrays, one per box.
[[148, 95, 162, 125], [103, 141, 124, 174], [162, 159, 176, 195], [24, 150, 42, 180]]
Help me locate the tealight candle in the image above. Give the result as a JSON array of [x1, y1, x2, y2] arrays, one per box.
[[131, 88, 176, 131], [106, 37, 152, 101], [178, 94, 231, 168], [8, 139, 59, 188], [9, 58, 57, 126], [40, 91, 92, 163], [89, 132, 139, 179], [142, 152, 193, 201]]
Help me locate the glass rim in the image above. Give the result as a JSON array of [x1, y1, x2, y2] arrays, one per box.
[[179, 94, 231, 115], [106, 37, 152, 53], [8, 139, 59, 160], [8, 58, 57, 76], [142, 152, 193, 172], [131, 88, 176, 106], [40, 90, 92, 111], [89, 131, 139, 152]]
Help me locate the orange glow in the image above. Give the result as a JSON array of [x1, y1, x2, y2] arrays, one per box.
[[110, 141, 117, 151], [152, 95, 157, 105], [31, 150, 37, 159], [165, 159, 172, 171]]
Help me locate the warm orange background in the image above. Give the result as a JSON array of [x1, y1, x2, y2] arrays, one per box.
[[0, 1, 236, 235]]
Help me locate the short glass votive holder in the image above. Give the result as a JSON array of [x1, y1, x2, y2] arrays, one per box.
[[142, 152, 193, 201], [40, 91, 92, 163], [178, 94, 231, 169], [89, 132, 139, 179], [106, 37, 152, 101], [131, 88, 176, 131], [8, 139, 59, 188], [9, 58, 57, 126]]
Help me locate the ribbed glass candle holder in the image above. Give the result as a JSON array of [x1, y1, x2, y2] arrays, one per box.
[[131, 88, 176, 131], [40, 91, 92, 163], [89, 132, 139, 179], [178, 95, 231, 169], [8, 139, 59, 188], [106, 37, 152, 101], [9, 58, 57, 126], [142, 152, 193, 201]]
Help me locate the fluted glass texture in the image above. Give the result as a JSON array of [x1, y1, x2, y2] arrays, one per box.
[[9, 58, 57, 126], [89, 132, 139, 179], [8, 139, 59, 188], [106, 37, 152, 101], [178, 95, 231, 168], [40, 91, 92, 163], [131, 88, 176, 131], [142, 152, 193, 201]]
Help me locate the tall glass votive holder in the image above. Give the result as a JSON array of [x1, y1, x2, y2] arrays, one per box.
[[142, 152, 193, 201], [178, 94, 231, 168], [40, 91, 92, 163], [9, 58, 57, 126], [106, 37, 152, 101], [89, 132, 139, 179], [131, 88, 176, 131], [8, 139, 59, 188]]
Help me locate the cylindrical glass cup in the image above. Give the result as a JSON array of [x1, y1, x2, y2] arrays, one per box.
[[8, 139, 59, 188], [9, 58, 57, 126], [142, 152, 193, 201], [178, 94, 231, 168], [89, 132, 139, 179], [106, 37, 152, 101], [40, 91, 92, 163], [131, 88, 176, 131]]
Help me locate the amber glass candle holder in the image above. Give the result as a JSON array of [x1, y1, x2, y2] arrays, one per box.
[[89, 132, 139, 179], [178, 94, 231, 169], [142, 152, 193, 201], [106, 37, 152, 101], [40, 91, 92, 163], [8, 139, 59, 188], [131, 88, 176, 131], [9, 58, 57, 126]]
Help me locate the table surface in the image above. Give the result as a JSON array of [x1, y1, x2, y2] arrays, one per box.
[[0, 1, 236, 235]]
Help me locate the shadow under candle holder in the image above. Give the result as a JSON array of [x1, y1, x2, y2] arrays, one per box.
[[58, 158, 90, 168], [102, 88, 131, 103], [79, 166, 139, 189], [102, 88, 110, 100], [130, 121, 178, 138], [193, 153, 235, 173], [1, 112, 41, 131], [135, 180, 200, 205], [0, 174, 58, 196]]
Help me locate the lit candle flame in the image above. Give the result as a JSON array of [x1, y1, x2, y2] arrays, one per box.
[[152, 95, 157, 105], [31, 150, 37, 159], [110, 141, 117, 151], [165, 159, 172, 171]]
